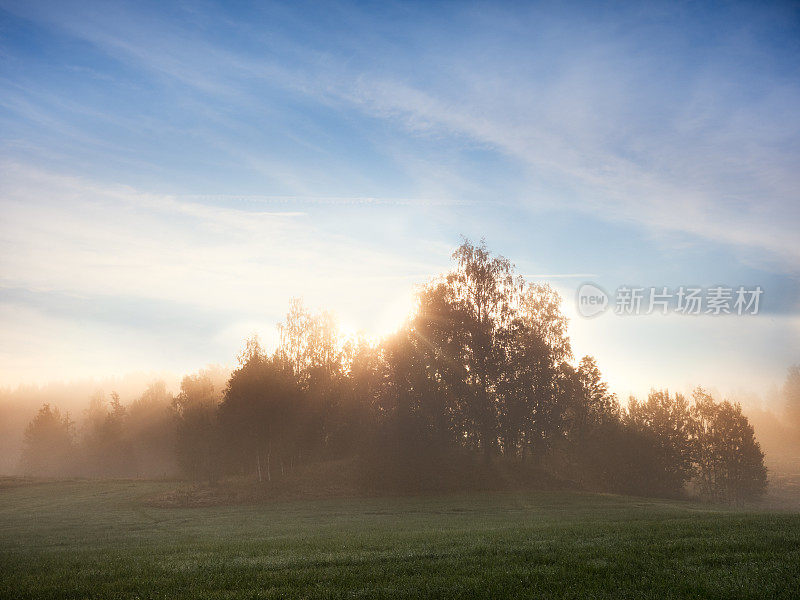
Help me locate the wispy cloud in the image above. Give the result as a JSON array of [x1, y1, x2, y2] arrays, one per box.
[[4, 1, 797, 267], [1, 0, 798, 394]]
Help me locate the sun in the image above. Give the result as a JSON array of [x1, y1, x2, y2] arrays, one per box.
[[372, 289, 418, 338], [337, 288, 418, 345]]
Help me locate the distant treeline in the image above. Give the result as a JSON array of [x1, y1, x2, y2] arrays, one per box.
[[20, 241, 777, 502]]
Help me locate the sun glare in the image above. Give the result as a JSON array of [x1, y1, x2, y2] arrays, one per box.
[[372, 289, 418, 338], [335, 288, 417, 348]]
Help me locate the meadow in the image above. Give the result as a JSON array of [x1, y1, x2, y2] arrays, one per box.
[[1, 480, 799, 599]]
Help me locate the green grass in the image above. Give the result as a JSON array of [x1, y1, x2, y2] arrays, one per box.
[[1, 481, 799, 599]]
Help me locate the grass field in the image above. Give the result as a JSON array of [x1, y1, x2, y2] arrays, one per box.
[[1, 480, 799, 599]]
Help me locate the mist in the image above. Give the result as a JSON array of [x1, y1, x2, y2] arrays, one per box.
[[2, 1, 800, 597], [6, 241, 795, 508], [0, 369, 224, 476]]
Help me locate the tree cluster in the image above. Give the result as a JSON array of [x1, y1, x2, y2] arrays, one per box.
[[19, 241, 768, 502], [21, 383, 178, 478]]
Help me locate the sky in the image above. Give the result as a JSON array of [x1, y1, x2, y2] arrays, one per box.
[[0, 0, 798, 403]]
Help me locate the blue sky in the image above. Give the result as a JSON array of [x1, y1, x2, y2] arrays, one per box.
[[0, 0, 798, 401]]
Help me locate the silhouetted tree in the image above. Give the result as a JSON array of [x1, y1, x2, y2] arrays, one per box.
[[20, 404, 75, 477], [626, 390, 695, 496], [128, 381, 175, 477], [219, 337, 301, 482], [552, 357, 623, 489], [499, 315, 555, 458], [575, 356, 619, 428], [173, 371, 220, 482], [11, 240, 775, 502], [277, 301, 353, 459], [337, 334, 381, 455], [81, 391, 136, 477], [692, 388, 767, 502], [442, 239, 520, 457]]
